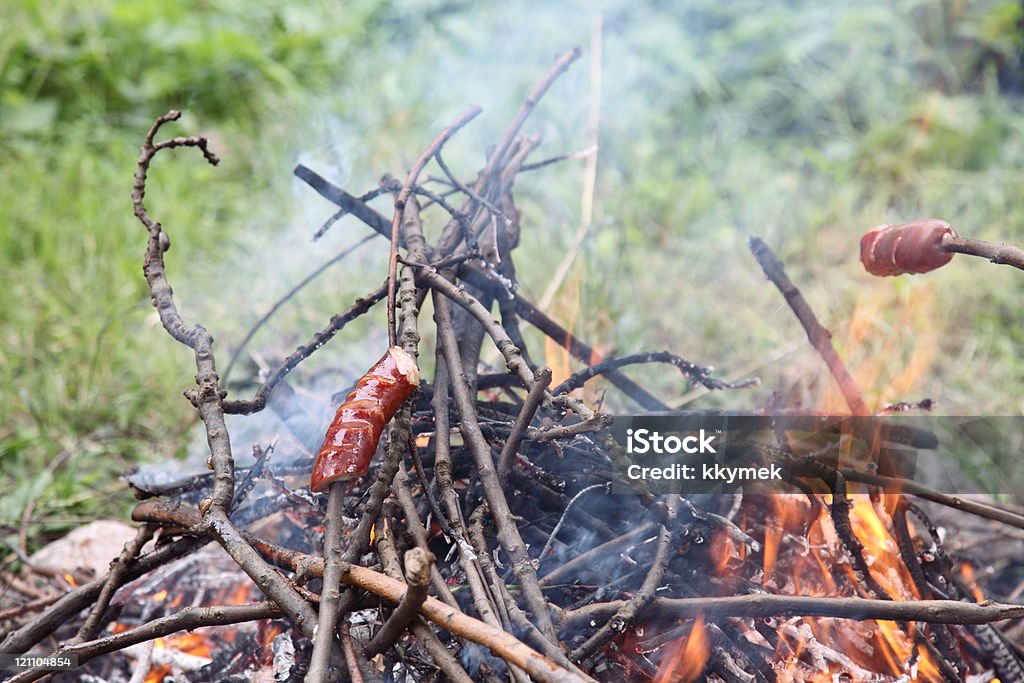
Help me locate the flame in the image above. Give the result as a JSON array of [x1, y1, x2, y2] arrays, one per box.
[[144, 632, 214, 683], [960, 563, 986, 603], [655, 617, 709, 683], [228, 582, 252, 606], [827, 283, 938, 413], [705, 493, 950, 680]]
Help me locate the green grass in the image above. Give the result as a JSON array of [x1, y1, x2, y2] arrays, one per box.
[[3, 0, 1024, 557]]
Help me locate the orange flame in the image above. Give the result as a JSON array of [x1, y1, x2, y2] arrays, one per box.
[[708, 493, 949, 680], [655, 617, 710, 683], [826, 283, 939, 413], [960, 562, 986, 603]]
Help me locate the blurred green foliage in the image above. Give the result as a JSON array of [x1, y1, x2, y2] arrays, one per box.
[[2, 0, 1024, 556]]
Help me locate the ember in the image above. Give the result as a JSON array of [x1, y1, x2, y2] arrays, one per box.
[[4, 43, 1024, 683]]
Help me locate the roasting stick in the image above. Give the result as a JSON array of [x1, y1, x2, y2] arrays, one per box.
[[941, 233, 1024, 271], [307, 107, 480, 682]]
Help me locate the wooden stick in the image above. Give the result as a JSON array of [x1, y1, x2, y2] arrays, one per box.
[[942, 234, 1024, 272], [560, 594, 1024, 630], [386, 106, 482, 346], [364, 548, 434, 656], [133, 502, 590, 683], [748, 236, 870, 416]]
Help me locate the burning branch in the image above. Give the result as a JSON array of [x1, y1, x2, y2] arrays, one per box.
[[561, 594, 1024, 628]]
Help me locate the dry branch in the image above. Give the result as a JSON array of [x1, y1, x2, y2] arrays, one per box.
[[7, 604, 282, 683], [132, 110, 318, 636], [748, 236, 870, 416], [560, 594, 1024, 629], [364, 547, 434, 656], [385, 105, 482, 345]]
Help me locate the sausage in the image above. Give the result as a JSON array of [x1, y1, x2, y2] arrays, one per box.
[[310, 347, 420, 492], [860, 220, 956, 276]]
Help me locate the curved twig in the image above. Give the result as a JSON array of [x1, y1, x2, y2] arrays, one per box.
[[222, 232, 377, 383], [133, 110, 318, 636], [551, 350, 759, 396], [222, 282, 387, 414]]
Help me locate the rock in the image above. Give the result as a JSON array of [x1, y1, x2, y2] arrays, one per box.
[[29, 520, 141, 579]]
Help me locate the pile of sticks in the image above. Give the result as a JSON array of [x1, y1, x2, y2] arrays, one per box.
[[5, 47, 1024, 683]]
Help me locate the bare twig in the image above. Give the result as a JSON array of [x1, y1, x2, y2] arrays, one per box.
[[293, 164, 392, 239], [430, 354, 504, 631], [537, 24, 601, 312], [222, 232, 377, 382], [748, 237, 870, 416], [838, 468, 1024, 530], [339, 621, 366, 683], [486, 48, 581, 182], [539, 523, 655, 586], [538, 484, 608, 567], [497, 366, 552, 483], [68, 525, 154, 645], [9, 604, 281, 683], [469, 511, 591, 681], [519, 146, 599, 173], [0, 537, 204, 655], [392, 465, 460, 608], [436, 47, 582, 256], [435, 151, 505, 218], [434, 291, 560, 644], [466, 506, 549, 683], [559, 594, 1024, 630], [551, 350, 759, 396], [223, 282, 387, 414], [512, 295, 667, 409], [133, 110, 318, 635], [386, 106, 482, 346], [569, 498, 676, 662]]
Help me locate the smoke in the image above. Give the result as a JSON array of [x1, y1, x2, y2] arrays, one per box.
[[159, 0, 1018, 485]]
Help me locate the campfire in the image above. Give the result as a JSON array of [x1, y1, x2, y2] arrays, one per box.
[[4, 46, 1024, 683]]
